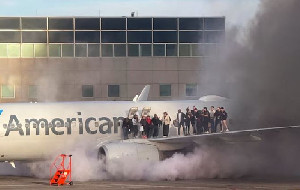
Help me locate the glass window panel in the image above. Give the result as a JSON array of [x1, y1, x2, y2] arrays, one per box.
[[204, 31, 225, 43], [140, 44, 152, 56], [75, 18, 100, 30], [49, 31, 74, 43], [204, 18, 225, 30], [0, 44, 7, 57], [101, 18, 126, 30], [75, 31, 100, 43], [160, 84, 171, 96], [166, 44, 177, 56], [128, 44, 139, 57], [22, 44, 34, 58], [153, 18, 177, 30], [1, 85, 15, 98], [179, 31, 203, 43], [7, 44, 20, 57], [34, 44, 47, 57], [22, 18, 47, 30], [28, 85, 38, 99], [192, 44, 204, 56], [127, 31, 152, 43], [179, 44, 191, 56], [82, 85, 94, 97], [186, 84, 197, 96], [22, 31, 47, 43], [75, 44, 87, 57], [0, 18, 20, 29], [108, 85, 120, 97], [0, 32, 21, 43], [204, 44, 217, 56], [88, 44, 100, 57], [153, 44, 165, 56], [127, 18, 152, 30], [101, 44, 113, 57], [101, 31, 126, 43], [153, 31, 177, 43], [49, 44, 61, 57], [114, 44, 126, 57], [179, 18, 203, 30], [62, 44, 74, 57], [48, 18, 73, 30]]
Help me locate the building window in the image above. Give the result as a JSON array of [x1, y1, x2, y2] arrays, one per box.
[[49, 44, 61, 57], [7, 44, 20, 57], [160, 84, 171, 97], [191, 44, 204, 56], [75, 44, 87, 57], [1, 85, 15, 98], [62, 44, 74, 57], [0, 44, 7, 57], [128, 44, 139, 57], [34, 44, 47, 57], [166, 44, 177, 56], [21, 44, 34, 58], [153, 44, 165, 56], [108, 85, 120, 97], [179, 44, 191, 56], [186, 84, 197, 96], [82, 85, 93, 98], [140, 44, 152, 56], [101, 44, 113, 57], [114, 44, 126, 57], [88, 44, 100, 57], [28, 85, 38, 99]]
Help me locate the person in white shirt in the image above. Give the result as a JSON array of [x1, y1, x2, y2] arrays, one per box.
[[209, 106, 216, 133]]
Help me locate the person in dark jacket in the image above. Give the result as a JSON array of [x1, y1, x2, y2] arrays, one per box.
[[191, 107, 197, 134], [214, 107, 222, 132], [152, 114, 160, 138], [146, 115, 152, 138], [202, 107, 210, 133], [221, 107, 229, 132], [122, 117, 130, 139], [177, 109, 186, 136], [185, 112, 192, 135], [196, 111, 203, 134], [140, 116, 147, 138]]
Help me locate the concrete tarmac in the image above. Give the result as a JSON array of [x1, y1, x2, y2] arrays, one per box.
[[0, 176, 300, 190]]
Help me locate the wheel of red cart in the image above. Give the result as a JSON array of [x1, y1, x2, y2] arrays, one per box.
[[69, 181, 73, 186]]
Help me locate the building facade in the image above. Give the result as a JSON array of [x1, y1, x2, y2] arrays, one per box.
[[0, 16, 225, 102]]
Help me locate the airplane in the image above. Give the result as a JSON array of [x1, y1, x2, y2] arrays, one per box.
[[0, 85, 299, 169]]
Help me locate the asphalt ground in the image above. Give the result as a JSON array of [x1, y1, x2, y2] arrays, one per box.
[[0, 176, 300, 190]]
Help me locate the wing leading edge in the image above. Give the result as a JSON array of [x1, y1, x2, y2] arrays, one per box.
[[149, 126, 300, 147]]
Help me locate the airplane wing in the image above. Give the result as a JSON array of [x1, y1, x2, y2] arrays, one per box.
[[149, 126, 300, 149]]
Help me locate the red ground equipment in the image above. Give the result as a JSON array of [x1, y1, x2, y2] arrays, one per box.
[[50, 154, 73, 186]]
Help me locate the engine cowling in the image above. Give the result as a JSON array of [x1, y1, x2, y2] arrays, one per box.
[[98, 140, 160, 166]]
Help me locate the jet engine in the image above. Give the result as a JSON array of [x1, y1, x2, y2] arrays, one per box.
[[98, 140, 160, 166]]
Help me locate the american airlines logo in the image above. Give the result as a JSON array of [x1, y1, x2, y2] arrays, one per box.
[[2, 113, 124, 136]]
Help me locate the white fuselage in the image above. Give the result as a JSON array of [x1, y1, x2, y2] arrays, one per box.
[[0, 100, 229, 161]]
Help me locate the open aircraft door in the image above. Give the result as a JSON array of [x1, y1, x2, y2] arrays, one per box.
[[128, 107, 138, 119], [141, 107, 151, 117]]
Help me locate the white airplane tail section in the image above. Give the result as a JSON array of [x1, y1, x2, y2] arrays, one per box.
[[133, 85, 150, 102]]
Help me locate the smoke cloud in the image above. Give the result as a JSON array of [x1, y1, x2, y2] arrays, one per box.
[[199, 0, 300, 129]]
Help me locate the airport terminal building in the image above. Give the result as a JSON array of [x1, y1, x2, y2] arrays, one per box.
[[0, 16, 225, 102]]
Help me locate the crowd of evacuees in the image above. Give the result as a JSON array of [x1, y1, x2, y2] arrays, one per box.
[[122, 106, 229, 140]]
